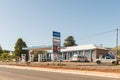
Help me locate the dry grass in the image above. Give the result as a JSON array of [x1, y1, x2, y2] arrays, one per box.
[[8, 62, 120, 73]]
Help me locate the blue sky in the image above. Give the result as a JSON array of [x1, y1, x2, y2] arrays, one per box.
[[0, 0, 120, 50]]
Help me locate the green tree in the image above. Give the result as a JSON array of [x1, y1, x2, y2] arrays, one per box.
[[14, 38, 28, 61], [111, 46, 120, 57], [0, 45, 3, 55], [2, 50, 10, 53], [0, 53, 12, 61], [63, 36, 77, 47], [11, 53, 16, 59]]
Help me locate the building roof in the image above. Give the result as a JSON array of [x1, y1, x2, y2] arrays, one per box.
[[30, 45, 52, 49], [61, 44, 108, 52], [23, 44, 109, 53], [22, 45, 52, 50]]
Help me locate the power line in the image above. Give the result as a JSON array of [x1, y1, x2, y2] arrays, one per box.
[[93, 29, 115, 36], [79, 29, 116, 40]]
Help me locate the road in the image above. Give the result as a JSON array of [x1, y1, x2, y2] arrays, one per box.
[[0, 67, 118, 80]]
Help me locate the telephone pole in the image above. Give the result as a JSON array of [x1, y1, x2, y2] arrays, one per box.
[[116, 28, 118, 64]]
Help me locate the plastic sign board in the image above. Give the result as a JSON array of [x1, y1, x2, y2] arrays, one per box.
[[53, 31, 61, 53], [53, 31, 60, 38]]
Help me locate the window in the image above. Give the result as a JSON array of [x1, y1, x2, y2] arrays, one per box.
[[106, 56, 111, 59]]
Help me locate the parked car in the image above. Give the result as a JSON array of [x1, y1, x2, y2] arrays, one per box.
[[70, 54, 87, 62], [95, 56, 117, 65]]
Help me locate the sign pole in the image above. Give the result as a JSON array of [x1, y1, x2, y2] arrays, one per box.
[[116, 28, 118, 64], [52, 31, 61, 64]]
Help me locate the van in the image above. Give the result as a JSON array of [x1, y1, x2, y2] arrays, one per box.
[[70, 54, 87, 62]]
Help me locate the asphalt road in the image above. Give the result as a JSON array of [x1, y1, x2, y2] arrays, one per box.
[[0, 67, 118, 80]]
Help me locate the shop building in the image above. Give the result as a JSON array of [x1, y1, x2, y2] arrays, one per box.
[[61, 44, 109, 62], [27, 44, 109, 62]]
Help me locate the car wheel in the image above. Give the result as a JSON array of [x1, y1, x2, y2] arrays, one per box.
[[96, 61, 101, 64], [112, 61, 116, 65]]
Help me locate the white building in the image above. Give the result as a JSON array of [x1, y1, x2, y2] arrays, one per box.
[[61, 44, 109, 62], [27, 44, 109, 62]]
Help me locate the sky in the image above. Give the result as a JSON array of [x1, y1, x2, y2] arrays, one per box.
[[0, 0, 120, 50]]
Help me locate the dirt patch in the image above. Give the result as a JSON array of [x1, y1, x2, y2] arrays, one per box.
[[8, 63, 120, 74]]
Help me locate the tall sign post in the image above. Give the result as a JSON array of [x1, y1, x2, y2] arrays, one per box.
[[52, 31, 61, 63], [116, 28, 119, 64]]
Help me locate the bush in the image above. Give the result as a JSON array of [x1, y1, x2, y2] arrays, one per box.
[[0, 53, 13, 62]]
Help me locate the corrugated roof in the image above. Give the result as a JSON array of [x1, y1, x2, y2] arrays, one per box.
[[23, 44, 108, 52], [61, 44, 108, 52]]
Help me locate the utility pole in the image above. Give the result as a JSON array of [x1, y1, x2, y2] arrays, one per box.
[[116, 28, 118, 64]]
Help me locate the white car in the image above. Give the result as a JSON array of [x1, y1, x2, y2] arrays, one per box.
[[95, 56, 117, 65], [70, 54, 87, 62]]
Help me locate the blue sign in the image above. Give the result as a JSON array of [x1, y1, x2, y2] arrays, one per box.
[[53, 31, 61, 53], [53, 31, 60, 37]]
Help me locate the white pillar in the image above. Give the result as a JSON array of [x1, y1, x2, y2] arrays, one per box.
[[62, 52, 64, 60], [38, 54, 41, 62], [66, 52, 68, 60]]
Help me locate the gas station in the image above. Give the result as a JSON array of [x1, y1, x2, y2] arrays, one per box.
[[22, 31, 109, 62]]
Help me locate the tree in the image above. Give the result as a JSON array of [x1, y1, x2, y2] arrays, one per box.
[[14, 38, 28, 60], [0, 45, 3, 55], [111, 46, 120, 57], [2, 50, 10, 53], [63, 36, 77, 47], [0, 53, 11, 61]]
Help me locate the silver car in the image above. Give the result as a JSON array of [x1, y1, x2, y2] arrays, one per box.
[[95, 56, 117, 65], [70, 54, 87, 62]]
